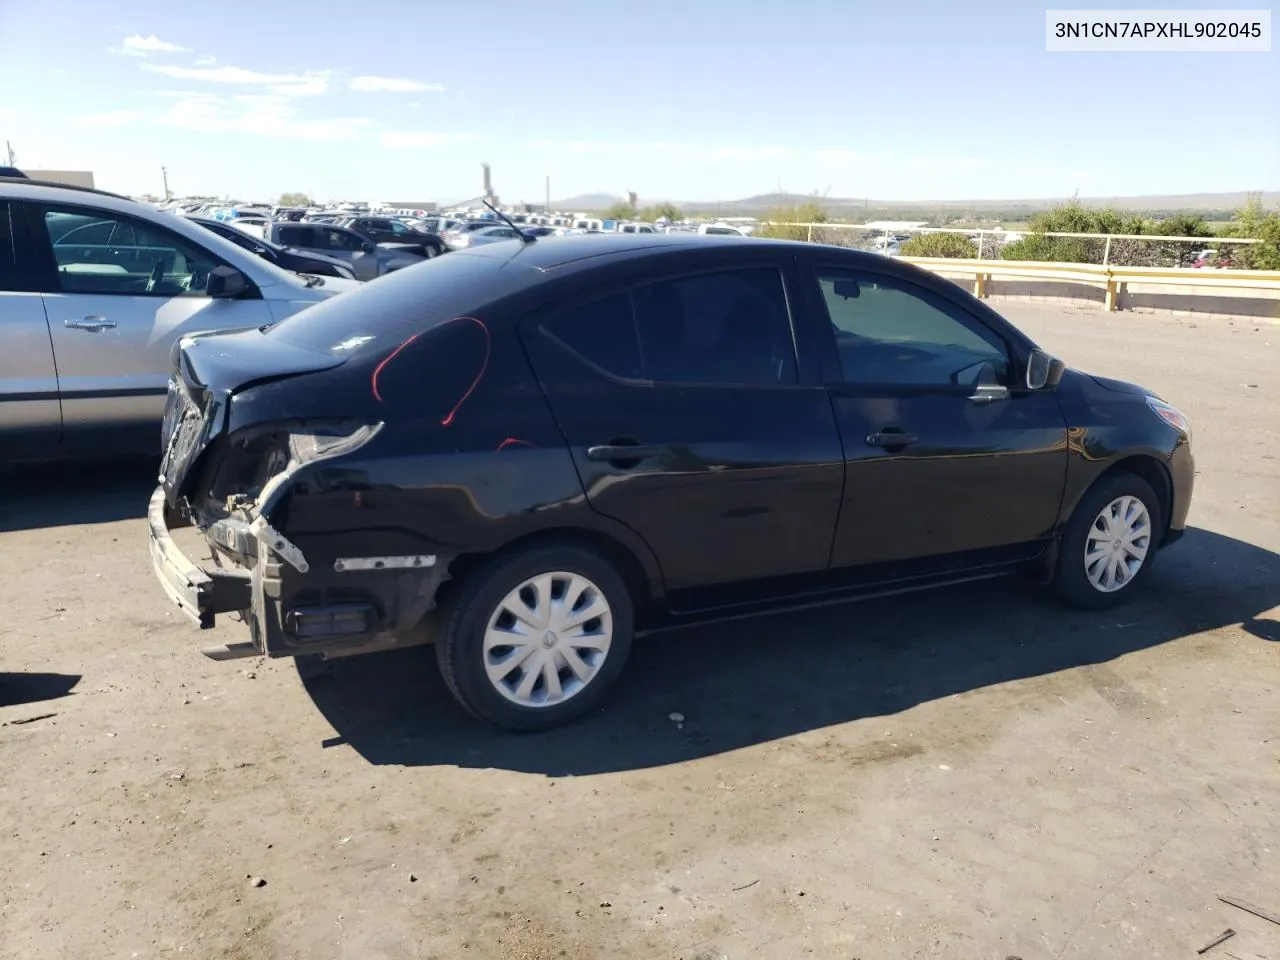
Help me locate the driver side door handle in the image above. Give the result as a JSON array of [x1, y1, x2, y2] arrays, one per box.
[[969, 384, 1010, 404], [64, 315, 116, 332]]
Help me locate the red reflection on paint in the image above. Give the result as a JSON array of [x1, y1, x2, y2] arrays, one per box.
[[439, 316, 490, 427], [496, 437, 537, 452], [370, 332, 423, 403]]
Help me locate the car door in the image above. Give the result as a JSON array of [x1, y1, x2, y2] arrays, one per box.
[[28, 202, 274, 449], [800, 259, 1069, 572], [318, 227, 379, 280], [520, 259, 846, 610], [0, 199, 61, 452]]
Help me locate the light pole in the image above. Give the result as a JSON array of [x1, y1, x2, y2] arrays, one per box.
[[161, 166, 171, 200]]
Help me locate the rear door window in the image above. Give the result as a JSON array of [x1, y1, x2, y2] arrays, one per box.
[[540, 267, 798, 385]]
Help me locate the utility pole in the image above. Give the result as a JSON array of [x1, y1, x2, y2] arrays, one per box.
[[4, 141, 14, 167], [161, 166, 171, 200]]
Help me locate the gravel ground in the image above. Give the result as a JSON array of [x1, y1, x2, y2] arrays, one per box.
[[1, 301, 1277, 960]]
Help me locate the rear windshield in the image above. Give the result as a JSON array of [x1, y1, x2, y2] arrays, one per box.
[[264, 251, 531, 357]]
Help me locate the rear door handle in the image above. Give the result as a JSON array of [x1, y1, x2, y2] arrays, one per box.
[[866, 431, 919, 448], [64, 315, 116, 331], [586, 443, 659, 462]]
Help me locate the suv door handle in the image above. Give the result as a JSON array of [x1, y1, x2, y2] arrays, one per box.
[[64, 315, 116, 331], [586, 443, 659, 463], [866, 431, 919, 448]]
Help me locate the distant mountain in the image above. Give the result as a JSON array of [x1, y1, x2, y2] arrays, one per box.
[[550, 190, 1274, 218], [553, 192, 626, 210], [674, 191, 1278, 216]]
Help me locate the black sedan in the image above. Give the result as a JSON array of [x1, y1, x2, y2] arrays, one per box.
[[189, 217, 358, 280], [148, 235, 1194, 731]]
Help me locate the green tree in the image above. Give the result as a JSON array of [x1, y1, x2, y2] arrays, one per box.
[[900, 232, 976, 258], [278, 191, 313, 207], [1223, 194, 1280, 269], [759, 199, 828, 241], [641, 201, 682, 222], [603, 200, 638, 221]]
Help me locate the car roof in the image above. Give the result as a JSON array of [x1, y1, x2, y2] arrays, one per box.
[[455, 232, 812, 271], [0, 177, 136, 205]]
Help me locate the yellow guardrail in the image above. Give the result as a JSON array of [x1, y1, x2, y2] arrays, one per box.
[[898, 257, 1280, 311]]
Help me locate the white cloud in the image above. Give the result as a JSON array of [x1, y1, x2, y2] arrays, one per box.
[[77, 110, 144, 128], [110, 34, 189, 56], [74, 92, 373, 142], [141, 63, 330, 97], [157, 93, 373, 141], [525, 139, 794, 161], [193, 55, 217, 66], [349, 76, 444, 93], [380, 131, 481, 148]]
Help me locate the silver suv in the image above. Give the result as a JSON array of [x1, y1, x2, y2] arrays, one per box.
[[0, 178, 358, 462]]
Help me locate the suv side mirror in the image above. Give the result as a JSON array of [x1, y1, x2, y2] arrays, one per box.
[[1026, 349, 1066, 390], [207, 265, 249, 299], [362, 241, 375, 254]]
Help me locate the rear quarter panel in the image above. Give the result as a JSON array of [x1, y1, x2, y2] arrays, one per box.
[[263, 308, 665, 595]]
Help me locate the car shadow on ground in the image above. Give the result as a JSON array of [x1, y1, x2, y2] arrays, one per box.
[[299, 527, 1279, 776], [0, 457, 158, 533], [0, 672, 81, 708]]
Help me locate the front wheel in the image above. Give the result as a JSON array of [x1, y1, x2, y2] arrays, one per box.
[[434, 543, 635, 731], [1053, 472, 1162, 609]]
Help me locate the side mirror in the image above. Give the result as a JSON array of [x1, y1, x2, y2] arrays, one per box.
[[1026, 349, 1066, 390], [362, 241, 375, 254], [206, 265, 249, 299]]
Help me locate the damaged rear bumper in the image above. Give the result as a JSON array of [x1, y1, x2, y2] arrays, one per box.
[[147, 486, 451, 660]]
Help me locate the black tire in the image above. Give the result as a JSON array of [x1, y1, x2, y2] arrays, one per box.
[[1053, 471, 1162, 610], [434, 542, 635, 731]]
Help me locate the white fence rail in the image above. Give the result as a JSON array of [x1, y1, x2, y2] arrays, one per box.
[[760, 222, 1263, 266]]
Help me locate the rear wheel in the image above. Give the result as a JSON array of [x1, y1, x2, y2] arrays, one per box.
[[1053, 472, 1162, 609], [434, 543, 635, 731]]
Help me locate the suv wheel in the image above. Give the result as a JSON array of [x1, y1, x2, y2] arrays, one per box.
[[435, 543, 635, 731], [1053, 472, 1162, 609]]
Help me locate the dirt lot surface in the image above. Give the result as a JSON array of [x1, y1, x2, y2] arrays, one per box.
[[1, 302, 1277, 960]]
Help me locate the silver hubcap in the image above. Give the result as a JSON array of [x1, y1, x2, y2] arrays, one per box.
[[1084, 495, 1151, 593], [483, 571, 613, 708]]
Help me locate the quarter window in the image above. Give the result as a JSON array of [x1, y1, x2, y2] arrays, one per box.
[[0, 202, 16, 290], [40, 207, 220, 297], [542, 267, 797, 385], [816, 270, 1010, 388], [277, 225, 312, 247]]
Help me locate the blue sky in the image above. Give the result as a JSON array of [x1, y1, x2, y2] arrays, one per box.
[[0, 0, 1275, 204]]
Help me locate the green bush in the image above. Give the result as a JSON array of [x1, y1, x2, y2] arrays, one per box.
[[899, 232, 976, 258], [759, 200, 827, 241], [1223, 195, 1280, 269], [1001, 233, 1101, 263]]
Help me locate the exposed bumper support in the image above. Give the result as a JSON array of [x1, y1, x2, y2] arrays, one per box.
[[147, 488, 251, 629]]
